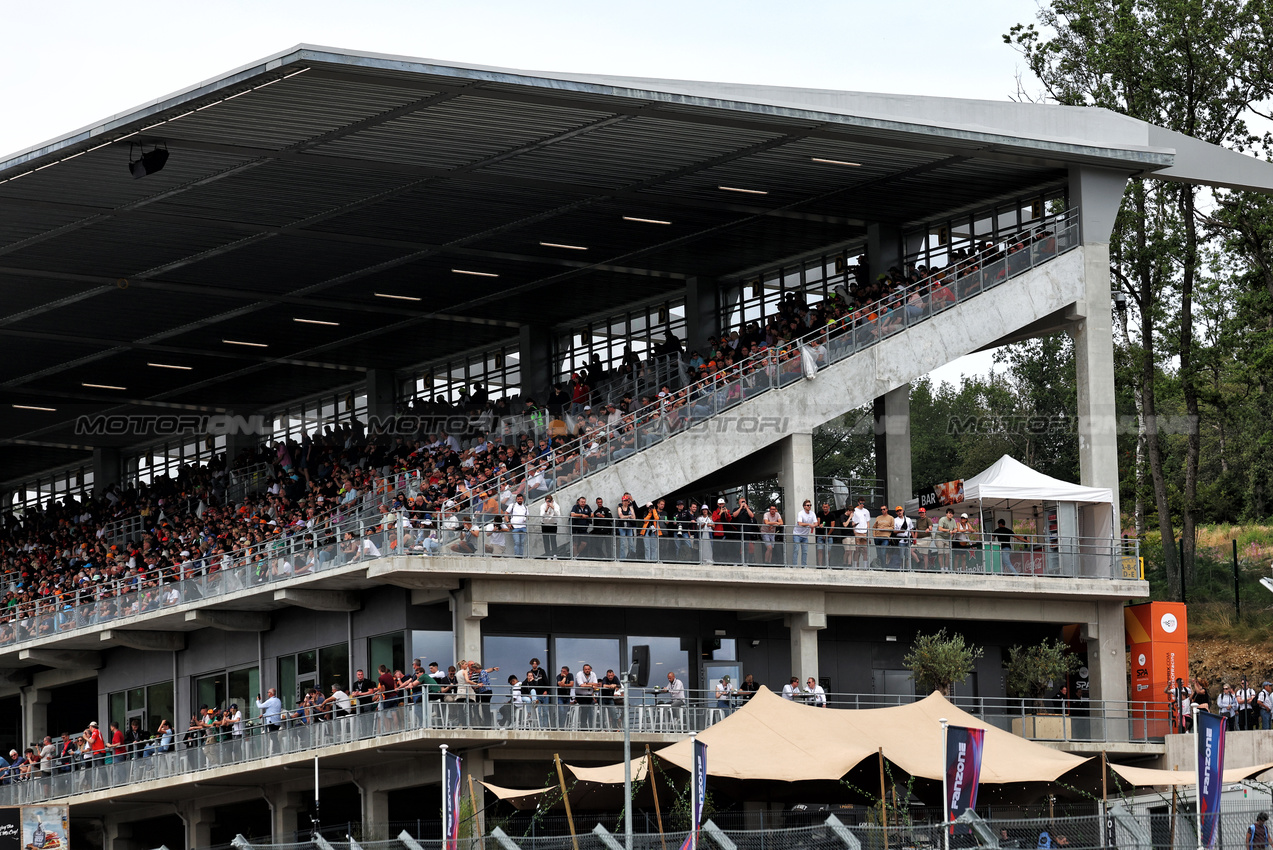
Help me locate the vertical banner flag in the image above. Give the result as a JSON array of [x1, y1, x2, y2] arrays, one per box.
[[442, 749, 463, 850], [1196, 711, 1226, 849], [679, 737, 708, 850], [945, 725, 985, 822]]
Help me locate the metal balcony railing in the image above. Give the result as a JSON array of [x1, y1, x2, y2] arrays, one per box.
[[0, 685, 1169, 806]]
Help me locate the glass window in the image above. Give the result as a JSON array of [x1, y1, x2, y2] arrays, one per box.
[[482, 635, 549, 699], [411, 630, 454, 669], [194, 673, 225, 714], [227, 668, 260, 720], [297, 649, 317, 677], [628, 636, 689, 693], [145, 681, 174, 733], [369, 632, 406, 679], [108, 692, 126, 731], [278, 655, 299, 711], [318, 642, 349, 692], [126, 687, 145, 712], [553, 637, 621, 682], [712, 639, 737, 661]]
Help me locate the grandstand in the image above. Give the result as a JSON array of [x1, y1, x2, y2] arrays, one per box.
[[2, 45, 1272, 850]]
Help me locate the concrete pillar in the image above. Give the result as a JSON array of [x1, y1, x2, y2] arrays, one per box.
[[1069, 166, 1128, 525], [787, 610, 826, 683], [1084, 600, 1128, 740], [267, 789, 307, 843], [778, 432, 815, 540], [461, 750, 493, 837], [685, 276, 721, 354], [878, 384, 912, 508], [19, 685, 51, 744], [178, 801, 214, 850], [867, 223, 904, 495], [452, 586, 487, 666], [223, 411, 262, 466], [519, 323, 553, 399], [360, 785, 390, 841], [366, 369, 398, 422], [92, 447, 122, 498]]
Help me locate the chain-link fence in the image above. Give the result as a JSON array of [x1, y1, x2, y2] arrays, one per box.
[[183, 801, 1273, 850]]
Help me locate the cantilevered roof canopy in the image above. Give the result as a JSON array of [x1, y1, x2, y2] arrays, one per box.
[[2, 45, 1271, 485]]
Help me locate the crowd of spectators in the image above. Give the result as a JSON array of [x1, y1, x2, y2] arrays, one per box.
[[0, 227, 1065, 642]]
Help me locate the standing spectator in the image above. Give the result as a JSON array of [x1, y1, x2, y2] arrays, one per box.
[[871, 505, 894, 568], [509, 494, 529, 557], [256, 688, 283, 732], [735, 497, 758, 564], [935, 508, 958, 570], [815, 500, 836, 566], [108, 721, 126, 763], [1218, 684, 1239, 731], [912, 508, 934, 570], [591, 497, 613, 559], [1238, 678, 1258, 731], [86, 721, 106, 765], [641, 500, 667, 562], [349, 668, 374, 714], [569, 496, 592, 559], [850, 497, 872, 568], [38, 737, 56, 777], [695, 505, 715, 564], [525, 658, 550, 705], [794, 500, 818, 567], [615, 494, 638, 560], [556, 665, 575, 728], [124, 717, 146, 759], [761, 503, 783, 563], [892, 507, 914, 571], [1258, 682, 1273, 730], [540, 495, 561, 559]]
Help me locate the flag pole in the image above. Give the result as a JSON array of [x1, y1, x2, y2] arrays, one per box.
[[1193, 704, 1203, 850], [940, 718, 949, 850], [878, 747, 889, 850], [689, 731, 699, 850], [439, 745, 448, 849]]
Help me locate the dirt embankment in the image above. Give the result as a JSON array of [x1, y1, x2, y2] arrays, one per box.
[[1186, 638, 1273, 689]]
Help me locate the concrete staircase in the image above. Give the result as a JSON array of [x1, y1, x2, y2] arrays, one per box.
[[542, 246, 1088, 506]]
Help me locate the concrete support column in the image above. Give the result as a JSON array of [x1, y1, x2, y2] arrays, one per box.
[[778, 432, 815, 540], [366, 369, 398, 422], [19, 685, 51, 744], [92, 447, 122, 498], [267, 789, 308, 843], [1084, 600, 1128, 740], [875, 384, 912, 508], [519, 323, 553, 399], [223, 410, 262, 466], [787, 610, 826, 683], [360, 785, 390, 841], [867, 223, 904, 495], [178, 801, 214, 850], [1069, 166, 1128, 525], [685, 276, 721, 354], [452, 585, 487, 665], [462, 750, 493, 838]]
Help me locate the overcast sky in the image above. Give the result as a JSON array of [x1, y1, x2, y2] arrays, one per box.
[[4, 0, 1050, 384]]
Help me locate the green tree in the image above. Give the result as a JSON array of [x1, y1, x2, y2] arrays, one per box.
[[1007, 0, 1273, 594], [903, 629, 984, 696], [1003, 639, 1082, 709]]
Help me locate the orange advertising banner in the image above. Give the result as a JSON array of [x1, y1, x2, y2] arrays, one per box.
[[1125, 602, 1188, 737]]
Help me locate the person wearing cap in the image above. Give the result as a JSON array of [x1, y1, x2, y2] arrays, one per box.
[[912, 508, 934, 569], [850, 497, 872, 569], [871, 504, 895, 569], [695, 504, 716, 564], [569, 496, 592, 559], [86, 720, 106, 765], [225, 702, 245, 739], [673, 499, 695, 561], [711, 497, 735, 563], [735, 496, 758, 563], [641, 498, 668, 562], [1259, 681, 1273, 730], [953, 512, 977, 571]]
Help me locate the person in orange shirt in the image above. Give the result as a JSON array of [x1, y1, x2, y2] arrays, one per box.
[[86, 720, 107, 765]]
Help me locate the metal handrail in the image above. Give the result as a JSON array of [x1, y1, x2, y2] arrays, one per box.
[[0, 683, 1167, 806]]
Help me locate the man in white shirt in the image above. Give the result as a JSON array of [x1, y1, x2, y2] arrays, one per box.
[[1259, 682, 1273, 730], [850, 498, 872, 568], [659, 671, 686, 707], [782, 677, 800, 700], [256, 688, 283, 732], [576, 664, 600, 726], [803, 677, 827, 707], [324, 683, 353, 718], [892, 507, 914, 571]]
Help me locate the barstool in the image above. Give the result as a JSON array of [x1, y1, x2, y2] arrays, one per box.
[[636, 704, 657, 731], [655, 704, 685, 732], [707, 706, 727, 726]]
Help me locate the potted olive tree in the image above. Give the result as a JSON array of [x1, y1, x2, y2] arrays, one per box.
[[1004, 638, 1080, 739], [903, 629, 984, 697]]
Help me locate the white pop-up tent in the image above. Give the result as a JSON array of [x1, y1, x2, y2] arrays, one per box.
[[905, 455, 1121, 577]]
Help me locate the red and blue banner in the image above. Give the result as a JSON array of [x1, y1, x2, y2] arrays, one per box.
[[679, 737, 708, 850], [944, 725, 985, 822], [1196, 710, 1225, 848], [442, 749, 463, 850]]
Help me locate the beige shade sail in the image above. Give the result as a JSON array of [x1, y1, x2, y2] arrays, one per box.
[[480, 781, 558, 810], [565, 687, 1089, 785], [1109, 762, 1273, 787]]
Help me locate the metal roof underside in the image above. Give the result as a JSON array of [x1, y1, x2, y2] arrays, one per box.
[[0, 45, 1236, 486]]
